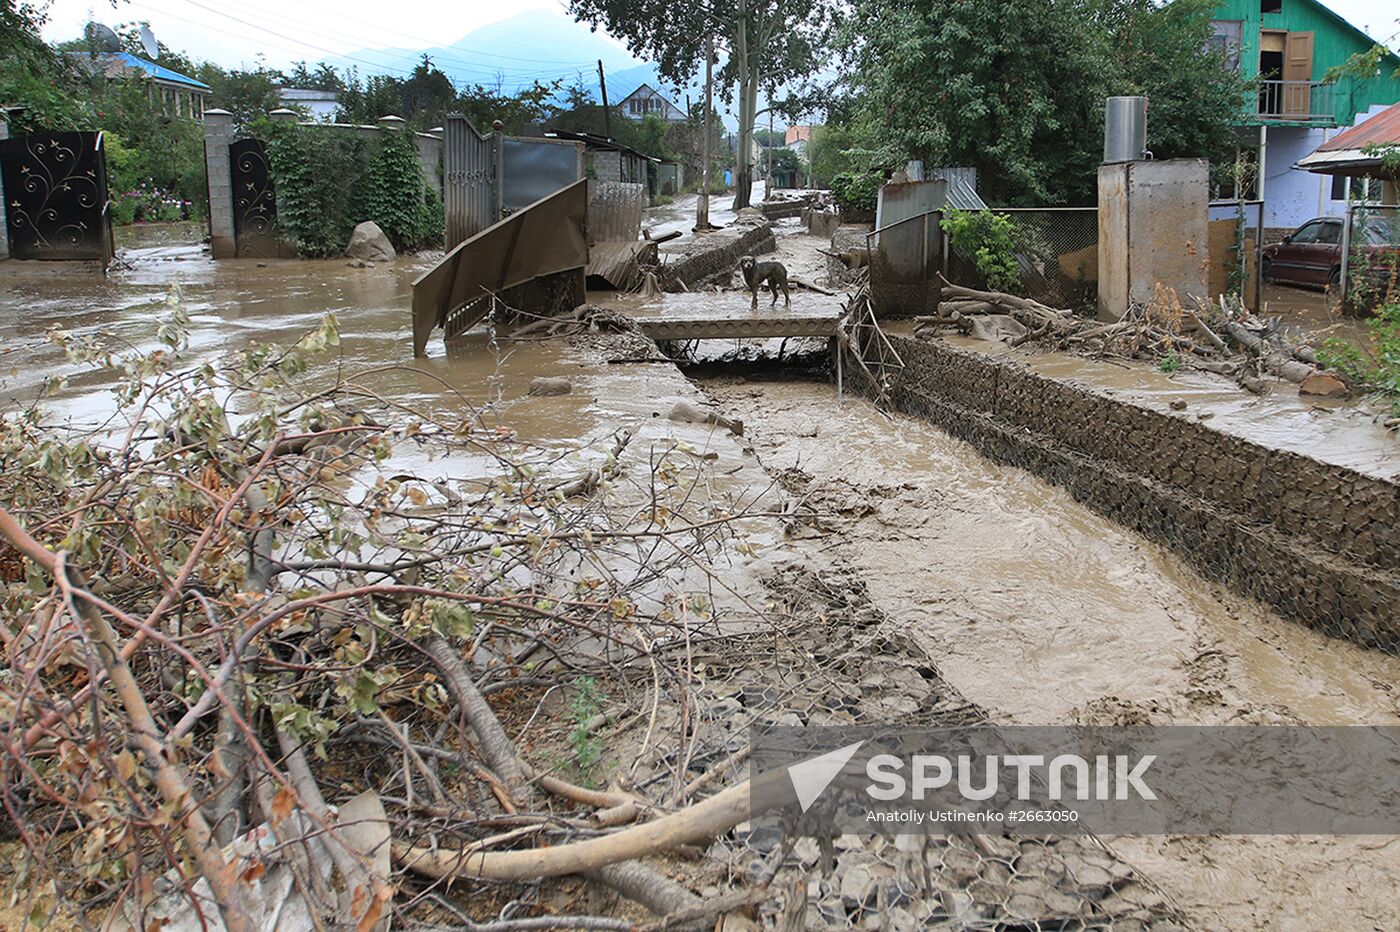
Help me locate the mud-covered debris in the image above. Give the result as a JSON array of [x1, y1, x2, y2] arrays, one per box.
[[669, 399, 744, 435], [527, 375, 573, 396]]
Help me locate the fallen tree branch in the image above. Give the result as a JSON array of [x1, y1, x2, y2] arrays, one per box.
[[0, 508, 257, 932], [425, 636, 531, 794], [393, 777, 758, 881]]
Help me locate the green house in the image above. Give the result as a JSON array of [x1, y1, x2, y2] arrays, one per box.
[[1208, 0, 1400, 229]]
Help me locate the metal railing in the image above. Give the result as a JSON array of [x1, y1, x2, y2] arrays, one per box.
[[1251, 80, 1335, 124]]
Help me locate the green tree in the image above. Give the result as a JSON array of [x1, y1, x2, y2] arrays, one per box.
[[0, 1, 89, 132], [836, 0, 1243, 206], [93, 75, 208, 218], [806, 124, 859, 188], [198, 63, 285, 132], [568, 0, 836, 209]]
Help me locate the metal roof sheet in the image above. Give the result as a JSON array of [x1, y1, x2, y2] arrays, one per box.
[[1316, 101, 1400, 153]]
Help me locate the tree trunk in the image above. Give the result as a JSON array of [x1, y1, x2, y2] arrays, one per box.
[[731, 2, 755, 211], [697, 33, 713, 230]]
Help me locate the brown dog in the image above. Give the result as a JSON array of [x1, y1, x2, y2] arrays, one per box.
[[738, 255, 791, 308]]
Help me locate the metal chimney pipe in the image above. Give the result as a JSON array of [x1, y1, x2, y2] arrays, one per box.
[[1103, 96, 1148, 163]]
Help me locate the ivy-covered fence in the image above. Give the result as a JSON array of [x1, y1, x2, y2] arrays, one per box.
[[205, 110, 443, 259]]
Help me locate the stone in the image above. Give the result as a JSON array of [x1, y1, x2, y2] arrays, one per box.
[[839, 863, 876, 909], [1299, 371, 1348, 399], [1169, 399, 1187, 411], [345, 221, 396, 262], [527, 376, 573, 397]]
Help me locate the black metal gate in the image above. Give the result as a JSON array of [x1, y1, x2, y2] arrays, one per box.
[[0, 131, 113, 266], [230, 138, 289, 258]]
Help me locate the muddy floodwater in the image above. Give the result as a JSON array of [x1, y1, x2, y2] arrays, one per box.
[[704, 375, 1400, 930], [0, 226, 618, 451], [5, 224, 1400, 928]]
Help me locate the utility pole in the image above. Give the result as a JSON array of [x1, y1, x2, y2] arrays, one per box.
[[697, 33, 713, 231], [766, 109, 773, 196], [597, 59, 611, 138]]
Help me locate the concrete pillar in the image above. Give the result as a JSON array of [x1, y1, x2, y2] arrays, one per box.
[[378, 115, 406, 132], [0, 109, 9, 259], [203, 108, 237, 259], [268, 108, 298, 124]]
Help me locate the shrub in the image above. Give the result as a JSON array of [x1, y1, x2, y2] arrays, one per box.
[[942, 208, 1021, 293], [1318, 300, 1400, 415], [830, 169, 882, 215], [263, 122, 369, 258], [361, 128, 440, 251], [264, 122, 441, 257], [109, 182, 190, 225]]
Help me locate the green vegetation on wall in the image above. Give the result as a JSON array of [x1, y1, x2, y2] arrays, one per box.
[[263, 122, 441, 258]]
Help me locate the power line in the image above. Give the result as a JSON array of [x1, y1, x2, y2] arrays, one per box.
[[134, 0, 613, 93], [176, 0, 437, 79], [127, 0, 410, 74], [236, 0, 607, 69]]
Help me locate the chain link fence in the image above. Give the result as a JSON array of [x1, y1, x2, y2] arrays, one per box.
[[1342, 205, 1400, 314], [943, 208, 1099, 313], [1207, 199, 1263, 313]]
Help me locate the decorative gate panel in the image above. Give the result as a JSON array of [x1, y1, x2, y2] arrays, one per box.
[[230, 138, 287, 258], [0, 131, 113, 265], [443, 114, 500, 249]]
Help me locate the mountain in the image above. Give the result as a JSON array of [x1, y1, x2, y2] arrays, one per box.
[[327, 10, 748, 130], [327, 10, 641, 92]]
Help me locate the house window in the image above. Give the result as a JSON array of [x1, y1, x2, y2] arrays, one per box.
[[1261, 0, 1281, 12], [1208, 20, 1243, 72]]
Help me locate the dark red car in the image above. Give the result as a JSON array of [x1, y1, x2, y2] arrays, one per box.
[[1262, 217, 1345, 288], [1262, 215, 1400, 291]]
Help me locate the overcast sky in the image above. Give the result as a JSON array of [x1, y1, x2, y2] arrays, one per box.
[[39, 0, 1400, 75]]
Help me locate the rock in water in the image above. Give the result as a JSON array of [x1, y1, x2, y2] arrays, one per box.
[[528, 376, 573, 397], [345, 221, 396, 262], [1298, 371, 1348, 400]]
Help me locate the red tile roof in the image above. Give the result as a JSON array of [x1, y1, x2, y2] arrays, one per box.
[[1318, 102, 1400, 152]]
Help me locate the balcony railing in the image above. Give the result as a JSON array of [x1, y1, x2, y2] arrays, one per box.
[[1249, 80, 1336, 124]]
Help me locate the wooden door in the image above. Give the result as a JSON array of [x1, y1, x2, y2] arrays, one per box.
[[1283, 32, 1314, 115]]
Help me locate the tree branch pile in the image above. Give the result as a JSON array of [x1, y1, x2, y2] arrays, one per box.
[[0, 305, 780, 929], [915, 278, 1347, 395]]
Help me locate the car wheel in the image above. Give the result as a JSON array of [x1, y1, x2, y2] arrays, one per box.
[[1261, 258, 1273, 284], [1328, 266, 1341, 289]]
